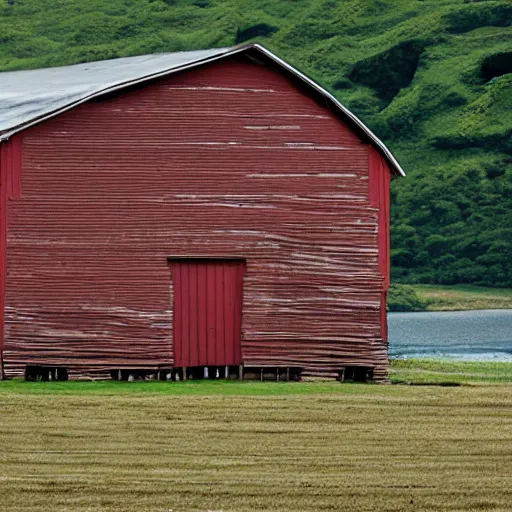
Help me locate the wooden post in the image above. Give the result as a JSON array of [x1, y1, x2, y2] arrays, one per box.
[[182, 367, 187, 381], [224, 365, 228, 379], [238, 364, 243, 380]]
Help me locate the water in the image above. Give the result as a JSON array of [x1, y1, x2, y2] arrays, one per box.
[[388, 309, 512, 361]]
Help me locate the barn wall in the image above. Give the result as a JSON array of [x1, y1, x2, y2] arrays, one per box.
[[369, 147, 391, 343], [3, 56, 390, 379], [0, 135, 22, 378], [0, 143, 6, 377]]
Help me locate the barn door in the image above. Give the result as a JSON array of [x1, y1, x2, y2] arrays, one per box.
[[170, 260, 245, 368]]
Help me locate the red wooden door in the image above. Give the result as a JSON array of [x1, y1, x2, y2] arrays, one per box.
[[170, 260, 245, 367]]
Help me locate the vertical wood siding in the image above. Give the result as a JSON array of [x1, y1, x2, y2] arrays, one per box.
[[171, 260, 244, 368], [369, 148, 391, 343], [0, 135, 22, 377], [0, 144, 7, 378], [2, 56, 392, 379]]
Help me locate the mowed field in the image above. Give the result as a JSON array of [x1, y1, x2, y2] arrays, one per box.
[[0, 379, 511, 512]]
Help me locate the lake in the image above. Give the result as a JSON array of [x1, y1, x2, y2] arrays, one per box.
[[388, 309, 512, 361]]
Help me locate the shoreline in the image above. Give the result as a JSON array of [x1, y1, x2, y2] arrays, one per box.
[[389, 358, 512, 385], [389, 284, 512, 312]]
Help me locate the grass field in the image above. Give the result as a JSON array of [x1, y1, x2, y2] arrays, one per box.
[[1, 363, 511, 511], [411, 284, 512, 311], [390, 358, 512, 385], [388, 283, 512, 312]]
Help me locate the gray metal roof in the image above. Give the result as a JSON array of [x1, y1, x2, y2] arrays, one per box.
[[0, 43, 405, 176]]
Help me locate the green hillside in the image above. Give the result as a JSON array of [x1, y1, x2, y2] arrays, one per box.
[[1, 0, 511, 286]]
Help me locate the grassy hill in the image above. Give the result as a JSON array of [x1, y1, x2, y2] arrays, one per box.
[[1, 0, 511, 286]]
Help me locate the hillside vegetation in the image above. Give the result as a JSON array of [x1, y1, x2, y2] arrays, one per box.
[[1, 0, 511, 286]]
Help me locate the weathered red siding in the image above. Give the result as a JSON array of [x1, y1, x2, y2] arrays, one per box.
[[171, 260, 244, 368], [369, 147, 391, 343], [0, 144, 6, 378], [0, 135, 22, 377], [2, 55, 391, 379]]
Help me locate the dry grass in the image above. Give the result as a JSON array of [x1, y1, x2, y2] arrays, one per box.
[[390, 359, 512, 385], [412, 284, 512, 311], [1, 383, 512, 511]]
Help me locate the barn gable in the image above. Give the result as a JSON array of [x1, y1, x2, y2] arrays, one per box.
[[0, 44, 404, 177], [0, 45, 402, 381]]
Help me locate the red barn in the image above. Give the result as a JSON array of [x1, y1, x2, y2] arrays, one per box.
[[0, 43, 404, 382]]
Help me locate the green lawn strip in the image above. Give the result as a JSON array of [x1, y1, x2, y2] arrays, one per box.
[[0, 378, 380, 396], [1, 359, 511, 394]]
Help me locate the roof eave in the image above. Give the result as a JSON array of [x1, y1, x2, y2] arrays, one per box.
[[0, 44, 252, 142]]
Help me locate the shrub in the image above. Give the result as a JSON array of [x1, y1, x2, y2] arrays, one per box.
[[387, 284, 429, 312], [480, 51, 512, 82], [348, 40, 428, 102], [445, 4, 512, 34], [235, 23, 278, 44]]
